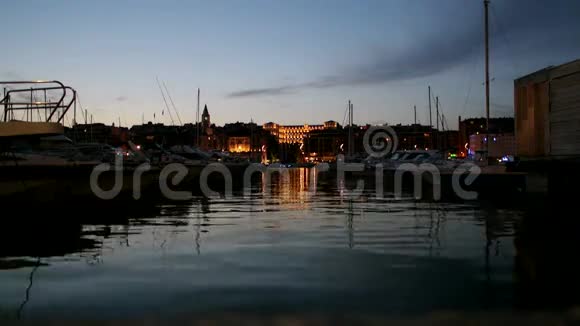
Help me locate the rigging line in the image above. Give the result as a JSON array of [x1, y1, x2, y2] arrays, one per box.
[[436, 99, 444, 128], [431, 92, 440, 125], [459, 4, 486, 119], [460, 52, 480, 118], [34, 92, 42, 122], [77, 94, 87, 124], [162, 81, 183, 126], [341, 103, 349, 127], [155, 77, 175, 126]]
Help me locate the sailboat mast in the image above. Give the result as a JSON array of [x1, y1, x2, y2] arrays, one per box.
[[428, 86, 433, 149], [484, 0, 491, 156], [350, 102, 354, 156], [347, 100, 352, 157], [250, 118, 254, 162], [436, 96, 439, 149], [436, 96, 439, 131], [196, 88, 200, 147], [428, 86, 432, 128]]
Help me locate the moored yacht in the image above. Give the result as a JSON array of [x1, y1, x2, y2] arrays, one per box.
[[0, 81, 156, 200]]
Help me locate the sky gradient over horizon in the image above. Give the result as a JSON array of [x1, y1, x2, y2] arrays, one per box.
[[2, 0, 579, 129]]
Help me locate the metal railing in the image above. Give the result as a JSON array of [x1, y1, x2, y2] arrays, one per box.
[[1, 80, 77, 124]]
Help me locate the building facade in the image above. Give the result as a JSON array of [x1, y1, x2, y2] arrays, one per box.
[[67, 123, 129, 146], [263, 121, 338, 144], [514, 59, 580, 158], [228, 136, 250, 153], [458, 117, 514, 157], [468, 133, 516, 159]]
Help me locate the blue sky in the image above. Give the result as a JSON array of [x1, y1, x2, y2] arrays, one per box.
[[2, 0, 579, 129]]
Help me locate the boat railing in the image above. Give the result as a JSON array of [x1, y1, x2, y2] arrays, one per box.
[[0, 80, 77, 125]]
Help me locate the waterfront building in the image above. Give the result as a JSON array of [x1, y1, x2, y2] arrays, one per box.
[[303, 128, 345, 162], [458, 117, 514, 157], [228, 136, 251, 153], [263, 120, 338, 145], [198, 106, 219, 150], [201, 105, 211, 131], [469, 133, 516, 160], [514, 59, 580, 159], [67, 123, 129, 146]]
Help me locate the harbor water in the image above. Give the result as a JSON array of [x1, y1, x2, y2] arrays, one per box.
[[1, 168, 579, 320]]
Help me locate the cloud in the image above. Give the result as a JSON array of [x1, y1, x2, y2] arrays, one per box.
[[227, 26, 480, 98], [228, 30, 479, 98], [227, 0, 580, 98], [115, 95, 128, 102], [228, 86, 298, 97]]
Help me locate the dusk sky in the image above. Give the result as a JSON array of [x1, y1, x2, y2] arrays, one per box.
[[2, 0, 579, 129]]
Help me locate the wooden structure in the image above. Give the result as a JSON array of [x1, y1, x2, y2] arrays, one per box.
[[514, 59, 580, 159]]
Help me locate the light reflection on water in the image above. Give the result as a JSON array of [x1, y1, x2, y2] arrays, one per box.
[[0, 168, 575, 319]]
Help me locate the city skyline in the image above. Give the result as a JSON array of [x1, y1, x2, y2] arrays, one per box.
[[2, 1, 579, 129]]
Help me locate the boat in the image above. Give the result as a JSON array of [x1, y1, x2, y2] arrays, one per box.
[[0, 81, 157, 201]]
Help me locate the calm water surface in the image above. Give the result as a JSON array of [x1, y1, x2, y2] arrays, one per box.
[[0, 169, 577, 319]]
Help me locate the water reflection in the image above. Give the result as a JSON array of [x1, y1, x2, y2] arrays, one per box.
[[260, 168, 316, 208], [0, 170, 579, 319]]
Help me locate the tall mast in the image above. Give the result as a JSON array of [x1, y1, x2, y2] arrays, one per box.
[[436, 96, 439, 131], [428, 86, 433, 149], [90, 114, 93, 142], [428, 86, 432, 128], [250, 118, 254, 162], [347, 100, 352, 158], [350, 102, 354, 157], [413, 105, 417, 125], [196, 88, 200, 147], [436, 96, 439, 149], [484, 0, 491, 157]]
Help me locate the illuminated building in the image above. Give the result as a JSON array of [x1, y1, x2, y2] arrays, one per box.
[[458, 117, 514, 156], [469, 133, 515, 159], [227, 136, 251, 153], [263, 120, 338, 144]]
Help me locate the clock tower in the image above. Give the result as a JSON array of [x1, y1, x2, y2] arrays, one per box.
[[202, 104, 210, 131]]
